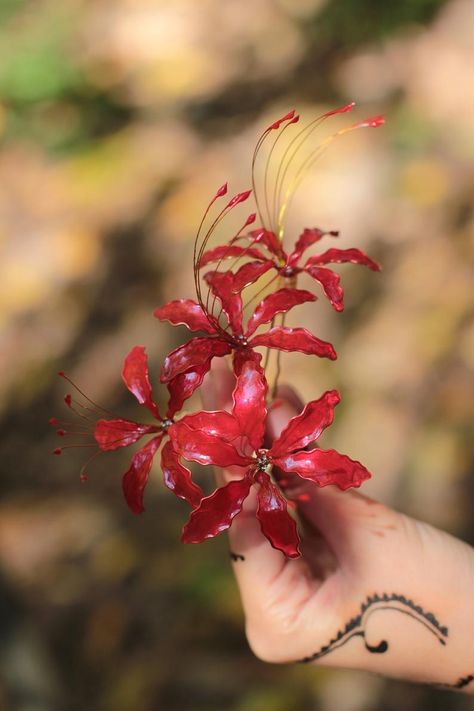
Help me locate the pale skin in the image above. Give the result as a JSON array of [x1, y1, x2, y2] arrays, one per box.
[[201, 361, 474, 693]]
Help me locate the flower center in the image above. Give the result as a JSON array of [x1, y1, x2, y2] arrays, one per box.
[[282, 265, 295, 278], [256, 450, 272, 473], [161, 418, 173, 431], [233, 334, 249, 347]]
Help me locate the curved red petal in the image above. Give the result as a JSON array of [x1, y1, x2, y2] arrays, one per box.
[[270, 390, 340, 457], [274, 448, 371, 490], [256, 472, 300, 558], [169, 421, 252, 468], [246, 288, 316, 338], [122, 435, 163, 514], [306, 248, 380, 271], [248, 228, 283, 257], [122, 346, 161, 419], [250, 326, 337, 360], [232, 260, 273, 292], [95, 418, 157, 451], [153, 299, 216, 334], [175, 410, 241, 442], [288, 228, 339, 267], [232, 347, 264, 377], [160, 440, 203, 509], [181, 475, 253, 543], [160, 337, 231, 382], [304, 265, 344, 311], [199, 244, 268, 268], [204, 271, 243, 334], [166, 367, 208, 418], [232, 360, 267, 452]]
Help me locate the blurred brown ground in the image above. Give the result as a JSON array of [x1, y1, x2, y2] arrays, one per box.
[[0, 0, 473, 709]]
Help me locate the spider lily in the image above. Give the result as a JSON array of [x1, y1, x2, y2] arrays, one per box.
[[52, 346, 203, 514], [200, 227, 380, 312], [169, 361, 371, 557], [155, 281, 336, 386]]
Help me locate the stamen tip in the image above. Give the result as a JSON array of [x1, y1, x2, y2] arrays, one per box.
[[56, 429, 66, 437], [216, 182, 228, 198], [58, 371, 66, 378], [80, 473, 89, 483], [53, 448, 62, 456], [48, 417, 59, 425], [64, 394, 72, 407]]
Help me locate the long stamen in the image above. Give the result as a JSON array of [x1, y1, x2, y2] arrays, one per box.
[[251, 110, 298, 228], [274, 103, 355, 236], [277, 112, 384, 236]]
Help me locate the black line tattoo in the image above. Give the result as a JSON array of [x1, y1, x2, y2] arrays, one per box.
[[230, 551, 245, 562], [438, 673, 474, 691], [299, 592, 448, 664]]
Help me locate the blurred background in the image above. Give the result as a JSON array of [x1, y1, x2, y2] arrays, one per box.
[[0, 0, 473, 709]]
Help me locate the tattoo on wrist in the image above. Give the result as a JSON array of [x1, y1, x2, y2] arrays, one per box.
[[230, 551, 245, 562], [299, 592, 448, 664], [438, 673, 474, 691]]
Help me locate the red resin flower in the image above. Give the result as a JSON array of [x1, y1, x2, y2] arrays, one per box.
[[69, 346, 203, 514], [169, 360, 371, 557], [155, 282, 336, 385], [200, 226, 380, 312]]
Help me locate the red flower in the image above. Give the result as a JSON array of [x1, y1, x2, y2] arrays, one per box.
[[200, 226, 380, 312], [55, 346, 203, 514], [155, 283, 336, 385], [169, 361, 371, 557]]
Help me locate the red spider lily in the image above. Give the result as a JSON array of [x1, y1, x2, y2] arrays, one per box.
[[199, 226, 380, 312], [52, 346, 203, 514], [169, 361, 371, 557], [155, 283, 336, 385]]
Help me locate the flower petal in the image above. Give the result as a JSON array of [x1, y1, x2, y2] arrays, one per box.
[[248, 228, 283, 257], [204, 271, 243, 334], [160, 337, 232, 383], [95, 418, 158, 451], [256, 472, 300, 558], [174, 410, 241, 442], [288, 228, 337, 267], [160, 440, 203, 509], [169, 422, 252, 468], [306, 247, 380, 271], [274, 448, 371, 490], [246, 288, 316, 338], [199, 244, 268, 268], [122, 346, 161, 419], [231, 260, 273, 292], [232, 360, 267, 451], [232, 348, 264, 376], [270, 390, 341, 457], [181, 474, 253, 543], [250, 326, 337, 360], [122, 435, 163, 514], [304, 265, 344, 311], [153, 299, 216, 334], [166, 366, 208, 418]]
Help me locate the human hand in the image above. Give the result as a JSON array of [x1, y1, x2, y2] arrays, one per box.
[[201, 362, 474, 693]]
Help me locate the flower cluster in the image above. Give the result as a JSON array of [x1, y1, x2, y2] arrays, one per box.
[[52, 103, 383, 557]]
